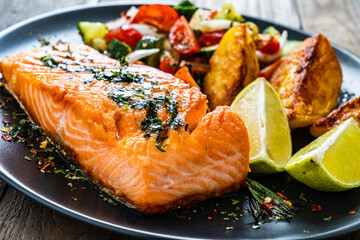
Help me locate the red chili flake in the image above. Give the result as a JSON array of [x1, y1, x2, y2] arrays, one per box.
[[213, 209, 217, 213], [349, 211, 356, 215], [310, 204, 324, 212], [16, 136, 24, 140], [177, 215, 187, 220], [333, 214, 340, 219], [261, 203, 274, 212], [74, 174, 80, 181], [2, 105, 8, 110], [276, 192, 288, 199], [39, 156, 44, 162], [37, 137, 42, 141], [40, 162, 51, 170], [50, 162, 55, 167], [30, 149, 37, 154], [2, 133, 12, 141], [2, 120, 10, 124], [208, 216, 213, 220], [7, 97, 14, 102]]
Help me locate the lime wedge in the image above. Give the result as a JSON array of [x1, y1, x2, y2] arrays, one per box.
[[285, 118, 360, 191], [231, 78, 292, 173]]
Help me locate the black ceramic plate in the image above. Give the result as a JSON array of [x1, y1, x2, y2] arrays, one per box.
[[1, 3, 360, 240]]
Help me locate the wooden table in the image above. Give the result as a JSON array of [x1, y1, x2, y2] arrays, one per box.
[[0, 0, 359, 239]]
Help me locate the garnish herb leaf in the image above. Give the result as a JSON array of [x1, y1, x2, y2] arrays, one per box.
[[246, 178, 295, 221], [41, 56, 58, 68]]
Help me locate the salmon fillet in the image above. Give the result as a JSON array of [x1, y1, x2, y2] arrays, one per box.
[[0, 43, 250, 214]]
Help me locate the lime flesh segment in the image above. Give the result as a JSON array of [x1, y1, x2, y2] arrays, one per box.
[[285, 118, 360, 191], [232, 80, 262, 158], [231, 78, 292, 173]]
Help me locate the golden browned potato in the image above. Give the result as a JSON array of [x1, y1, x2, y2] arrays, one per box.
[[204, 24, 259, 109], [310, 96, 360, 137], [261, 33, 342, 129]]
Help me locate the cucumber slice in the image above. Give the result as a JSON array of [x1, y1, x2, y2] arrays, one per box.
[[263, 26, 280, 37], [281, 40, 303, 57], [92, 38, 107, 52], [107, 38, 132, 59], [195, 44, 219, 60], [214, 3, 243, 22], [78, 22, 108, 48], [136, 36, 164, 50], [135, 36, 165, 67], [245, 21, 259, 40]]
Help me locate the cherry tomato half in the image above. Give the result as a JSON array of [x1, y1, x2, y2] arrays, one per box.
[[169, 16, 200, 54], [198, 30, 226, 47], [159, 55, 178, 74], [104, 26, 143, 48], [256, 34, 280, 55], [132, 4, 179, 32]]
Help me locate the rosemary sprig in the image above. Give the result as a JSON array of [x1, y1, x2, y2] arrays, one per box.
[[246, 178, 295, 221]]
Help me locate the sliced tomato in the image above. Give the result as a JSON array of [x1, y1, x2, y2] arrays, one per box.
[[256, 34, 280, 55], [198, 30, 226, 47], [131, 4, 179, 32], [104, 26, 143, 48], [169, 16, 200, 54], [159, 55, 178, 74]]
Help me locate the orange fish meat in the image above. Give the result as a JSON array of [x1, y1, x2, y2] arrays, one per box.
[[0, 43, 250, 214]]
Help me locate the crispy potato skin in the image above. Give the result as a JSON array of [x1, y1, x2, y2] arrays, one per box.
[[204, 24, 259, 109], [261, 33, 342, 129], [310, 96, 360, 137]]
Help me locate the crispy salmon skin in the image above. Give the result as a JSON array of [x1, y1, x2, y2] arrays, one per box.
[[0, 43, 250, 214]]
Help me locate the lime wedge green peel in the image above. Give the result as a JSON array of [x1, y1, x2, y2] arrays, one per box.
[[231, 78, 292, 173], [285, 118, 360, 192]]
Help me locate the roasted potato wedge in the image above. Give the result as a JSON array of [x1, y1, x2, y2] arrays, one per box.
[[310, 96, 360, 137], [261, 33, 342, 129], [204, 24, 259, 109]]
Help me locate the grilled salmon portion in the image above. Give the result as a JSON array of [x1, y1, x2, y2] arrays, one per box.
[[261, 33, 342, 129], [0, 43, 250, 214], [310, 96, 360, 137]]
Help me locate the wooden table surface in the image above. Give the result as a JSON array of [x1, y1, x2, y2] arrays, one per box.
[[0, 0, 359, 239]]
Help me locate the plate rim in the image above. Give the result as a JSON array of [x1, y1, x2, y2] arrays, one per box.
[[1, 2, 360, 240]]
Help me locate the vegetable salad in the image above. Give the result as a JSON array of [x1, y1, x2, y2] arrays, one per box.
[[78, 1, 300, 86]]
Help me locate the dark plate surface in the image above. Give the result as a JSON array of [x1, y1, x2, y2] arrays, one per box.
[[1, 3, 360, 240]]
